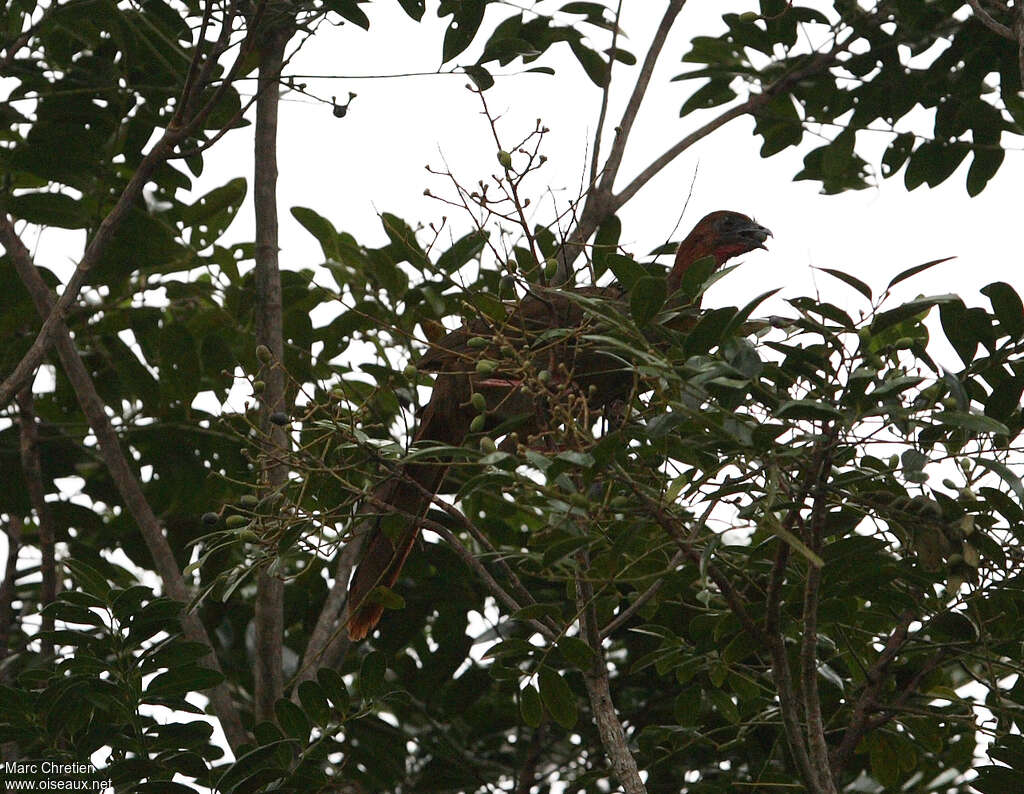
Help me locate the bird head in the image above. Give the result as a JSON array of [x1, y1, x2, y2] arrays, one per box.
[[667, 210, 772, 294]]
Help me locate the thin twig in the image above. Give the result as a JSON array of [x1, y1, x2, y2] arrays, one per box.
[[514, 723, 546, 794], [599, 548, 685, 638]]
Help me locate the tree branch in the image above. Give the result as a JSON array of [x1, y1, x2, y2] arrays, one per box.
[[597, 0, 685, 196], [966, 0, 1014, 38], [589, 0, 625, 188], [252, 23, 292, 723], [16, 387, 58, 659], [293, 536, 363, 690], [830, 610, 915, 776], [0, 516, 22, 672], [576, 551, 647, 794], [0, 218, 248, 750], [599, 548, 686, 638]]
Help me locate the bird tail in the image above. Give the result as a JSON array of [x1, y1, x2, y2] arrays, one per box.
[[347, 516, 418, 641], [346, 372, 471, 639]]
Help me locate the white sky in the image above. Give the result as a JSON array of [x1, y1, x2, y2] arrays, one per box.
[[204, 0, 1023, 329]]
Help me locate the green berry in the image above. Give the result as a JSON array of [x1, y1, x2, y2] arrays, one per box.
[[238, 494, 259, 508], [467, 336, 489, 349], [256, 344, 272, 363], [480, 437, 497, 454], [497, 150, 513, 169], [403, 364, 418, 379], [476, 359, 497, 375], [253, 380, 266, 394], [471, 392, 487, 412], [543, 259, 558, 280], [226, 515, 248, 529], [470, 414, 486, 433]]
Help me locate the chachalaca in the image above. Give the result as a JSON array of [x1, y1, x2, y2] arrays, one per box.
[[346, 210, 771, 640]]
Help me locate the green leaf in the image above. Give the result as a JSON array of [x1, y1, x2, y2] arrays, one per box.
[[9, 191, 87, 228], [520, 683, 543, 727], [396, 0, 424, 20], [592, 215, 620, 278], [885, 256, 954, 290], [325, 0, 370, 29], [442, 0, 485, 63], [317, 668, 350, 714], [981, 281, 1024, 339], [437, 230, 488, 273], [569, 40, 608, 86], [816, 267, 871, 301], [972, 767, 1024, 794], [976, 458, 1024, 503], [463, 64, 493, 90], [145, 666, 225, 699], [966, 148, 1004, 197], [558, 637, 597, 670], [873, 294, 957, 333], [881, 132, 915, 177], [538, 666, 577, 729], [291, 207, 340, 260], [776, 400, 842, 421], [630, 276, 667, 326], [359, 650, 386, 697], [927, 611, 977, 641], [937, 411, 1009, 436], [297, 680, 331, 725], [274, 698, 311, 740], [607, 254, 646, 291], [706, 688, 740, 724], [679, 78, 736, 117]]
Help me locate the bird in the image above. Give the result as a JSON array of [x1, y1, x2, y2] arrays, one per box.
[[345, 210, 771, 640]]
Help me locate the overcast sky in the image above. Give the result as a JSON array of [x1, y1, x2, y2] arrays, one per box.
[[205, 0, 1023, 332]]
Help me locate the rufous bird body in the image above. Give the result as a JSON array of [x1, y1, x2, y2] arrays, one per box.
[[346, 210, 770, 640]]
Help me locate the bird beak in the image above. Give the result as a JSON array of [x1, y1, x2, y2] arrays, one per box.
[[734, 220, 772, 251]]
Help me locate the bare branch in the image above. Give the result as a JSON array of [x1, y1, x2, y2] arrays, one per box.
[[615, 44, 845, 210], [16, 387, 58, 658], [293, 536, 363, 689], [830, 611, 915, 776], [252, 24, 292, 723], [589, 0, 625, 187], [966, 0, 1014, 38], [576, 552, 647, 794], [599, 548, 685, 638], [800, 429, 839, 794], [0, 516, 22, 672], [597, 0, 686, 195]]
